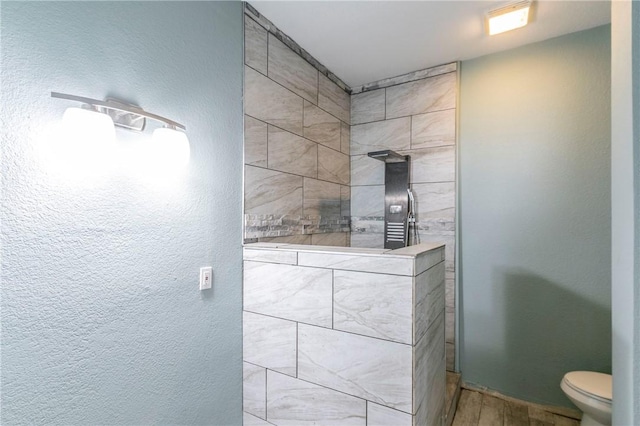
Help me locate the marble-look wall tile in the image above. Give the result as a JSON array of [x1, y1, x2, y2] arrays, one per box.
[[351, 155, 384, 186], [311, 232, 348, 247], [244, 412, 273, 426], [446, 342, 455, 371], [418, 234, 455, 278], [351, 217, 385, 234], [244, 362, 266, 419], [351, 117, 411, 155], [412, 182, 455, 219], [446, 309, 455, 343], [268, 126, 317, 178], [243, 311, 297, 376], [298, 251, 413, 276], [414, 312, 445, 426], [243, 247, 298, 265], [340, 122, 351, 155], [340, 185, 350, 217], [318, 73, 350, 124], [411, 109, 456, 149], [446, 278, 455, 310], [245, 115, 268, 167], [407, 146, 455, 183], [318, 146, 349, 185], [386, 72, 456, 119], [298, 324, 413, 413], [245, 16, 268, 75], [245, 166, 303, 216], [267, 370, 366, 426], [334, 270, 413, 344], [303, 178, 341, 217], [245, 66, 303, 135], [268, 34, 318, 104], [351, 185, 384, 217], [351, 89, 385, 125], [350, 232, 384, 249], [413, 247, 445, 276], [367, 403, 412, 426], [244, 261, 332, 327], [414, 262, 445, 344], [415, 219, 455, 237], [260, 234, 312, 245], [303, 101, 340, 151]]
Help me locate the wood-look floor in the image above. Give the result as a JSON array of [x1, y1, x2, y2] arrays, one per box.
[[451, 389, 580, 426]]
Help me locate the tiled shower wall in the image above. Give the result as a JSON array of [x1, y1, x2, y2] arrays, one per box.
[[349, 64, 458, 369], [243, 9, 351, 246]]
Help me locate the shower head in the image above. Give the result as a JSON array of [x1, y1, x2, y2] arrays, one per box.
[[367, 150, 408, 163]]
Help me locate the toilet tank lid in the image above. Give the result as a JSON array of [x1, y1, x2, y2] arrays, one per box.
[[564, 371, 612, 401]]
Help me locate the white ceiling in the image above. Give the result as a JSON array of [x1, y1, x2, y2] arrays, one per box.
[[250, 1, 611, 88]]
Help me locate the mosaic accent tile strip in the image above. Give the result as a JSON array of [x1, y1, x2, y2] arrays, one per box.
[[244, 214, 350, 239]]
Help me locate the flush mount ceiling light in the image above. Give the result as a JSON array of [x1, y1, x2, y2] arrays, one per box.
[[486, 0, 532, 36], [51, 92, 190, 167]]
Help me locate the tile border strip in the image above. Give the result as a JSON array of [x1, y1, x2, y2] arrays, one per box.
[[245, 2, 351, 94], [351, 62, 458, 94]]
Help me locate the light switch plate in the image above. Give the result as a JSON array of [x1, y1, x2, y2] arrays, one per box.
[[199, 267, 212, 290]]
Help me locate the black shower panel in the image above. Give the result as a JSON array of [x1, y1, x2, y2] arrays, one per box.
[[367, 150, 411, 250]]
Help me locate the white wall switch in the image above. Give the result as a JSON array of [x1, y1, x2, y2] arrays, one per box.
[[199, 266, 213, 290]]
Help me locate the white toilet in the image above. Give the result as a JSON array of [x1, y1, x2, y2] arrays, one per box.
[[560, 371, 612, 426]]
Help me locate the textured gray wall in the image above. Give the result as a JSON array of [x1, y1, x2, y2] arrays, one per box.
[[1, 2, 244, 424], [459, 26, 611, 407]]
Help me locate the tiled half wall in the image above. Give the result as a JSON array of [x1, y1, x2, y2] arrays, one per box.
[[242, 243, 446, 426], [349, 65, 458, 370], [243, 9, 351, 246]]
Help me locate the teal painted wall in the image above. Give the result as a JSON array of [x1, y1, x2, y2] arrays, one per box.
[[635, 3, 640, 420], [459, 26, 611, 407], [1, 2, 244, 424], [611, 1, 640, 423]]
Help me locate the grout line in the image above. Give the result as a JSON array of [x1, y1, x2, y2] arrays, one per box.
[[244, 163, 349, 188], [245, 113, 347, 157], [243, 309, 414, 344], [266, 119, 270, 169], [410, 114, 413, 150], [331, 270, 335, 329], [301, 176, 306, 216], [245, 62, 349, 127], [351, 106, 456, 128], [384, 87, 387, 120], [352, 69, 458, 94]]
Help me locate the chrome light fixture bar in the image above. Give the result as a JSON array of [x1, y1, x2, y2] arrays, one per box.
[[51, 92, 186, 131]]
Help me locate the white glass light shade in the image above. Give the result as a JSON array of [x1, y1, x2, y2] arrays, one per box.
[[151, 127, 190, 168], [487, 3, 530, 35], [62, 107, 116, 146], [44, 107, 117, 176]]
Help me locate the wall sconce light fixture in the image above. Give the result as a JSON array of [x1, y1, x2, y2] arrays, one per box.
[[51, 92, 190, 167], [485, 0, 532, 36]]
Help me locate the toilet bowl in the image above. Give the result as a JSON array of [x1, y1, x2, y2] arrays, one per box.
[[560, 371, 612, 426]]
